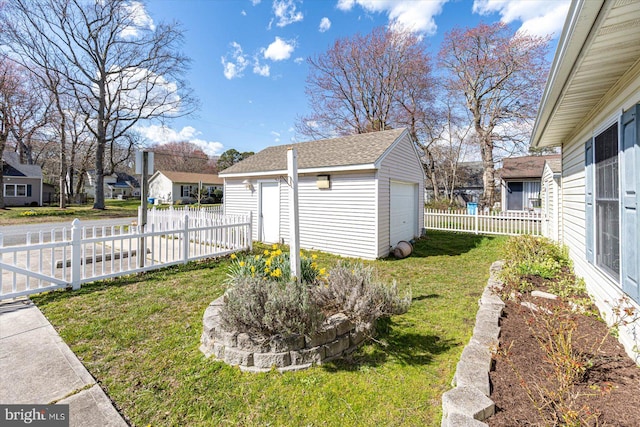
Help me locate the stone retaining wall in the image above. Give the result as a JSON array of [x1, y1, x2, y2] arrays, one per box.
[[200, 296, 371, 372], [441, 260, 505, 427]]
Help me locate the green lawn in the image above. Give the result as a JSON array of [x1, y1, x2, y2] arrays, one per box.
[[32, 231, 506, 427], [0, 200, 221, 225]]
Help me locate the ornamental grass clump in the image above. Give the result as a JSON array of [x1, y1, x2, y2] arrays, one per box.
[[221, 277, 324, 338], [312, 261, 411, 325]]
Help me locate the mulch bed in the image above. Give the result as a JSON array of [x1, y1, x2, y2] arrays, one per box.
[[488, 286, 640, 426]]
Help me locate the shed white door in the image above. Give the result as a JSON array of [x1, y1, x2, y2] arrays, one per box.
[[390, 181, 417, 247], [260, 182, 280, 243]]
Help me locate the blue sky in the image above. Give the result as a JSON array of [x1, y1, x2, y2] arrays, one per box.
[[137, 0, 571, 157]]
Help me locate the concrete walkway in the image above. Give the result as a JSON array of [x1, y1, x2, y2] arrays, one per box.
[[0, 298, 128, 427]]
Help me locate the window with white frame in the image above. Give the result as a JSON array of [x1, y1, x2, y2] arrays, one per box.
[[594, 122, 620, 277], [585, 103, 640, 304], [180, 185, 191, 197], [4, 184, 27, 197]]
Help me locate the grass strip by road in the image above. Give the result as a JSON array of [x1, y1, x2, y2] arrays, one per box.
[[32, 231, 505, 426]]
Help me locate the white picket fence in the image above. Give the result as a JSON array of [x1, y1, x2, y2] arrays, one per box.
[[0, 211, 251, 301], [142, 205, 225, 229], [424, 208, 543, 236]]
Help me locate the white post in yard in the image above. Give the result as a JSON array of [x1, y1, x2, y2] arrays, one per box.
[[288, 148, 301, 280]]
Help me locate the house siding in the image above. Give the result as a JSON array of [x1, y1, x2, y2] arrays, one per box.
[[224, 179, 258, 239], [555, 74, 640, 360], [149, 173, 173, 203], [377, 133, 425, 257], [541, 164, 560, 242], [3, 177, 41, 207]]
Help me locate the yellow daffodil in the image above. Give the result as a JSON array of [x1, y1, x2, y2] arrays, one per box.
[[230, 253, 237, 259], [311, 254, 318, 260], [275, 249, 282, 256], [311, 262, 318, 269], [250, 266, 256, 273], [265, 259, 272, 266], [272, 244, 278, 250], [239, 261, 245, 267], [319, 268, 326, 275], [254, 255, 260, 260], [263, 250, 270, 256]]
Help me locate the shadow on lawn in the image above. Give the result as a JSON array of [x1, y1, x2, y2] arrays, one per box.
[[322, 318, 456, 372], [386, 231, 495, 260]]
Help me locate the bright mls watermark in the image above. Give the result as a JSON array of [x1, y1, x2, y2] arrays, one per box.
[[0, 405, 69, 426]]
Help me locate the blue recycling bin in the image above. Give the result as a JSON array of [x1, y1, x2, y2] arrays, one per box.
[[467, 202, 478, 215], [147, 197, 155, 205]]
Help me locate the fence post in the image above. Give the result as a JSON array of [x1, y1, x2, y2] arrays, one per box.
[[71, 218, 81, 290], [183, 214, 190, 264], [474, 209, 479, 235], [248, 211, 253, 251]]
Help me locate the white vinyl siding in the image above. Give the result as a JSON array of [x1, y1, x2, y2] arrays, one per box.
[[557, 82, 640, 360], [541, 164, 560, 242], [149, 173, 173, 203], [224, 179, 258, 240], [278, 172, 378, 259], [377, 134, 425, 257]]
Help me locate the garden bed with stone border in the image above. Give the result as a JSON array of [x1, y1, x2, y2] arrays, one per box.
[[200, 296, 374, 372]]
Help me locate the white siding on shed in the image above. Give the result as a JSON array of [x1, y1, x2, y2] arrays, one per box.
[[377, 133, 425, 257]]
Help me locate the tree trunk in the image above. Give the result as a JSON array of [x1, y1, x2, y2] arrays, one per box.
[[479, 135, 496, 209]]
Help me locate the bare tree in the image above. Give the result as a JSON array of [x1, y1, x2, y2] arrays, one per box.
[[298, 27, 438, 140], [439, 22, 549, 207], [0, 58, 35, 209], [151, 141, 214, 173], [0, 0, 196, 209]]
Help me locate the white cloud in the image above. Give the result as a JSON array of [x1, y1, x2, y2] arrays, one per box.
[[253, 62, 270, 77], [336, 0, 448, 34], [264, 37, 295, 61], [241, 10, 247, 16], [294, 57, 304, 64], [251, 0, 261, 5], [319, 17, 331, 32], [221, 42, 248, 79], [136, 125, 225, 156], [272, 0, 303, 27], [121, 1, 156, 38], [473, 0, 571, 38]]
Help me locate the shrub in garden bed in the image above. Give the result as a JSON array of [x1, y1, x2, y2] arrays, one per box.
[[220, 245, 411, 341]]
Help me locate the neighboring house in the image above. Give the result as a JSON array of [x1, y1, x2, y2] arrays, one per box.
[[540, 157, 562, 242], [499, 154, 561, 212], [219, 128, 425, 260], [148, 170, 223, 204], [42, 183, 56, 205], [85, 171, 140, 199], [530, 0, 640, 359], [425, 161, 485, 206], [1, 151, 43, 207]]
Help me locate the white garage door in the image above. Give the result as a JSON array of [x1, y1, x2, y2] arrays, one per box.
[[390, 181, 417, 247], [260, 182, 280, 243]]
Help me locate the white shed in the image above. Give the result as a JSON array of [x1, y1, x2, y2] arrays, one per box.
[[219, 128, 425, 259]]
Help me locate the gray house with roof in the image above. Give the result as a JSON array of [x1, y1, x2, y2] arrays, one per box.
[[219, 128, 425, 259], [1, 151, 43, 207]]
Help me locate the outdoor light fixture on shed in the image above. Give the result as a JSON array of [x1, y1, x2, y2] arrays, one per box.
[[316, 175, 330, 189], [243, 179, 254, 191]]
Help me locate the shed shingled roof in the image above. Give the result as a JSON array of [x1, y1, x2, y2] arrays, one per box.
[[219, 128, 407, 175], [500, 154, 561, 180]]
